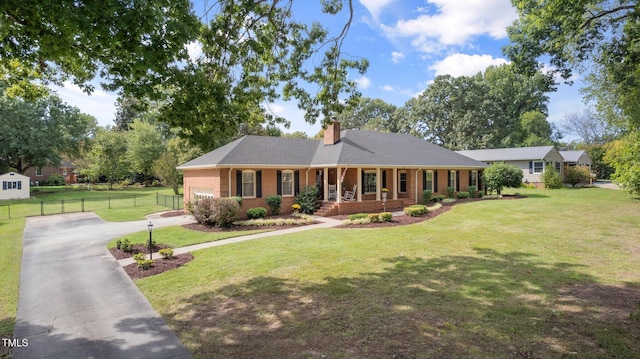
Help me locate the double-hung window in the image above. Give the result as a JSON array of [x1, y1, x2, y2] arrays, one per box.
[[363, 171, 377, 194], [470, 170, 478, 187], [448, 170, 456, 189], [242, 170, 256, 198], [281, 170, 294, 197], [425, 170, 433, 192], [398, 171, 407, 193], [533, 161, 544, 174]]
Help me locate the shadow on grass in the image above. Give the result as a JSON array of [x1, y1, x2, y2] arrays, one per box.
[[166, 248, 640, 359]]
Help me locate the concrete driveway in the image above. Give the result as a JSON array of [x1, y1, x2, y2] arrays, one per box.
[[13, 212, 195, 359]]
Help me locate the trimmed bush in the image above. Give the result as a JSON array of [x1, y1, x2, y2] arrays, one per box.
[[159, 248, 174, 259], [42, 173, 66, 186], [379, 212, 393, 222], [247, 207, 267, 219], [541, 167, 563, 189], [442, 198, 457, 204], [564, 166, 591, 187], [456, 191, 470, 199], [266, 195, 282, 215], [422, 190, 432, 204], [121, 239, 133, 253], [446, 186, 455, 198], [432, 195, 446, 202], [229, 196, 243, 207], [467, 186, 477, 198], [367, 213, 380, 223], [116, 239, 122, 250], [404, 204, 428, 217], [137, 259, 153, 270], [348, 213, 369, 220], [483, 163, 523, 194], [132, 253, 147, 262], [295, 185, 320, 214], [188, 197, 240, 227]]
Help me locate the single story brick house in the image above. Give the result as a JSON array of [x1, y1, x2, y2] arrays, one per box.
[[178, 122, 487, 216], [0, 172, 30, 200], [456, 146, 565, 186], [23, 160, 78, 185]]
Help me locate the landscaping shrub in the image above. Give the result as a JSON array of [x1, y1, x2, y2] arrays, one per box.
[[564, 166, 591, 187], [247, 207, 267, 219], [188, 197, 240, 227], [442, 198, 457, 204], [295, 185, 320, 214], [446, 186, 455, 198], [265, 195, 282, 215], [456, 191, 470, 199], [116, 239, 122, 250], [137, 259, 153, 270], [404, 204, 428, 217], [121, 238, 133, 253], [133, 253, 147, 262], [379, 212, 393, 222], [291, 203, 301, 213], [159, 248, 174, 259], [467, 186, 477, 198], [367, 213, 380, 223], [42, 173, 65, 186], [348, 213, 369, 220], [422, 190, 432, 204], [541, 167, 563, 189], [432, 194, 446, 202], [483, 163, 523, 194], [229, 196, 243, 207]]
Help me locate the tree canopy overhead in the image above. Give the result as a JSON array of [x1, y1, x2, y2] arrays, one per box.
[[0, 0, 200, 98]]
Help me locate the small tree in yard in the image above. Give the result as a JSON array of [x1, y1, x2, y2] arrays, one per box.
[[483, 163, 523, 194], [541, 167, 563, 189], [564, 166, 592, 187]]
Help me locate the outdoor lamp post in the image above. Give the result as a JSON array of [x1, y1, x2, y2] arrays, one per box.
[[147, 221, 154, 260]]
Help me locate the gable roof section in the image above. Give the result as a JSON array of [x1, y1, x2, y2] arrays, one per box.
[[179, 130, 487, 169], [559, 150, 590, 163], [457, 146, 556, 162]]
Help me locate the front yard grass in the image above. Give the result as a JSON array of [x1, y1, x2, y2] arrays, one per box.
[[107, 226, 271, 249], [0, 217, 24, 358], [136, 187, 640, 358]]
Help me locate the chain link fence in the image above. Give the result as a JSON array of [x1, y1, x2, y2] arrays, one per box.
[[0, 192, 183, 219]]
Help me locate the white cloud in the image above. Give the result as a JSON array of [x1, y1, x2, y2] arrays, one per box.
[[430, 53, 509, 77], [356, 76, 371, 89], [391, 51, 405, 63], [51, 82, 117, 127], [382, 0, 517, 53], [359, 0, 396, 20], [381, 85, 395, 92], [186, 41, 203, 62]]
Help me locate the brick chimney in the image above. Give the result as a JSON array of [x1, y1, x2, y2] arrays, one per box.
[[324, 117, 341, 145]]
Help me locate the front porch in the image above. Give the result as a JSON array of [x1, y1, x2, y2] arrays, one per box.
[[315, 198, 417, 216]]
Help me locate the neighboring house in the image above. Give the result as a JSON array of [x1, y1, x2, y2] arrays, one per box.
[[178, 122, 487, 216], [0, 172, 30, 200], [23, 160, 78, 185], [457, 146, 565, 186], [559, 150, 592, 169]]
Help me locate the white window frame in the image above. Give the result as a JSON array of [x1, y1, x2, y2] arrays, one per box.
[[449, 170, 456, 189], [242, 170, 256, 198], [36, 168, 43, 177], [398, 171, 407, 193], [425, 170, 434, 192], [363, 171, 377, 194], [281, 170, 294, 197], [533, 161, 544, 174], [470, 170, 478, 187]]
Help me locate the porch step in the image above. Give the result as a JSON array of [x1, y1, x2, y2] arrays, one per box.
[[314, 202, 339, 217]]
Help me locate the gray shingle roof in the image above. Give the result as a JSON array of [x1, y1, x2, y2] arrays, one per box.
[[456, 146, 556, 162], [179, 130, 487, 169], [559, 150, 587, 163]]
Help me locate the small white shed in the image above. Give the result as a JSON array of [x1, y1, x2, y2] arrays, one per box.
[[0, 172, 30, 200]]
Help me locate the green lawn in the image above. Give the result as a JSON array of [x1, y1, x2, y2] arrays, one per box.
[[136, 188, 640, 358], [107, 226, 271, 249]]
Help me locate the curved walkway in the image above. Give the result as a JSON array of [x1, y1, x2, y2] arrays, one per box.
[[14, 212, 195, 359]]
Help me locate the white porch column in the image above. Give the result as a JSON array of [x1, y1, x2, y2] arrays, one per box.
[[323, 167, 329, 201], [336, 166, 342, 203], [376, 167, 381, 201], [393, 168, 398, 200], [356, 167, 362, 202]]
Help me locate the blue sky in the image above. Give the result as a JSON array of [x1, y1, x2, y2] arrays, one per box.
[[53, 0, 585, 139]]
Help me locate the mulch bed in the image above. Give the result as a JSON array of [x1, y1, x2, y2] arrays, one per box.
[[122, 253, 194, 280], [333, 204, 453, 228], [109, 243, 171, 260]]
